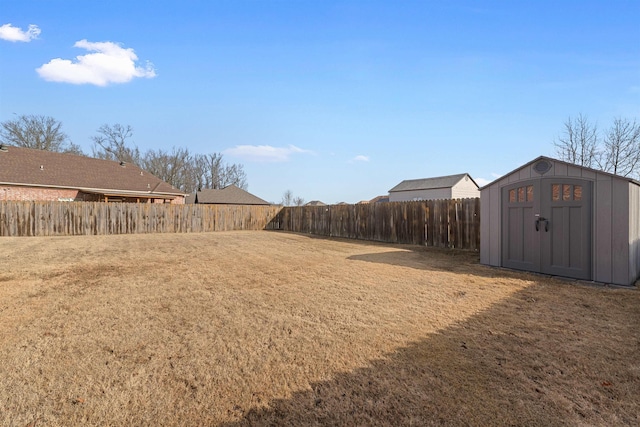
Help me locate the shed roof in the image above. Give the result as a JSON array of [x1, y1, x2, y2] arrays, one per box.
[[389, 173, 477, 192], [0, 145, 183, 198], [479, 155, 640, 191], [194, 185, 269, 205]]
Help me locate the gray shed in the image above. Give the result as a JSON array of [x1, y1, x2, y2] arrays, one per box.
[[480, 156, 640, 286]]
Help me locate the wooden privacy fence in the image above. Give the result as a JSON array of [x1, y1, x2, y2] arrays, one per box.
[[0, 201, 281, 237], [265, 199, 481, 250]]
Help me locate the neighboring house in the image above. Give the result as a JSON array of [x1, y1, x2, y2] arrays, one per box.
[[305, 200, 326, 206], [369, 195, 389, 203], [388, 173, 480, 202], [189, 185, 270, 205], [481, 155, 640, 286], [0, 145, 185, 203]]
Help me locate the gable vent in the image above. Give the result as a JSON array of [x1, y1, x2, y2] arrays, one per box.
[[533, 160, 551, 175]]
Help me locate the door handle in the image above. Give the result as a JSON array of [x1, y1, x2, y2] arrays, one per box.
[[535, 217, 549, 232]]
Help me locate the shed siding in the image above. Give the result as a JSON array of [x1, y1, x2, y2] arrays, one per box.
[[484, 177, 507, 266], [628, 184, 640, 284], [555, 162, 568, 176], [480, 187, 491, 265], [594, 175, 613, 283], [612, 179, 630, 285]]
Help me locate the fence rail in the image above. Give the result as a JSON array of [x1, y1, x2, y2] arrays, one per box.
[[0, 201, 281, 237], [265, 199, 481, 250]]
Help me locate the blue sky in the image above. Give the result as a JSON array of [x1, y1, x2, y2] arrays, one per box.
[[1, 1, 638, 204]]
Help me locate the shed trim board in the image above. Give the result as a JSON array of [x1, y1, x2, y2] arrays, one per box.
[[480, 156, 640, 286]]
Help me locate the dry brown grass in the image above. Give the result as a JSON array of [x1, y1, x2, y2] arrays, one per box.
[[0, 231, 638, 426]]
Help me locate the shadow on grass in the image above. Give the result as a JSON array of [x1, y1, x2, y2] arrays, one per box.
[[222, 280, 640, 426], [345, 248, 540, 286]]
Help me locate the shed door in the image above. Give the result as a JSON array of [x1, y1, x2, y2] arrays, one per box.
[[502, 181, 540, 272], [501, 178, 592, 280], [540, 179, 592, 280]]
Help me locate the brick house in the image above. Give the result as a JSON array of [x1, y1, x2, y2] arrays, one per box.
[[0, 145, 185, 203]]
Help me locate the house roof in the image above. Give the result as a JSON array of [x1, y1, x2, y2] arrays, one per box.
[[478, 155, 640, 191], [194, 185, 270, 205], [0, 145, 184, 198], [369, 195, 389, 203], [389, 173, 478, 193], [305, 200, 326, 206]]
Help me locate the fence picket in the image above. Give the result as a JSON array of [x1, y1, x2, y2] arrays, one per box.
[[266, 199, 480, 250], [0, 201, 281, 237]]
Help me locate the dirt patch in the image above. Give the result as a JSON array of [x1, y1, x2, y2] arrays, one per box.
[[0, 231, 638, 426]]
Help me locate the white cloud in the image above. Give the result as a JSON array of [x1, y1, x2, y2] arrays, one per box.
[[0, 23, 41, 42], [475, 172, 502, 187], [224, 144, 313, 162], [474, 177, 491, 187], [352, 155, 370, 162], [36, 40, 156, 86]]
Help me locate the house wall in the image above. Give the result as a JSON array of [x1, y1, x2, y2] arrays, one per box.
[[480, 157, 636, 286], [389, 188, 452, 202], [0, 185, 82, 201], [451, 178, 480, 199], [0, 185, 184, 204]]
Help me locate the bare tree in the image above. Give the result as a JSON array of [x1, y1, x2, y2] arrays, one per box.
[[0, 114, 82, 154], [220, 163, 248, 190], [293, 196, 305, 206], [88, 124, 248, 193], [191, 153, 248, 191], [142, 147, 193, 191], [281, 190, 294, 206], [196, 153, 224, 189], [91, 124, 140, 165], [554, 114, 599, 168], [599, 117, 640, 177]]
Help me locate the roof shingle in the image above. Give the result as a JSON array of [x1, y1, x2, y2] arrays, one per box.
[[0, 145, 183, 197], [194, 185, 269, 205], [389, 173, 476, 192]]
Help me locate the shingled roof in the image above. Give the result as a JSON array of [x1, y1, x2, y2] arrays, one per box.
[[0, 145, 184, 199], [389, 173, 477, 192], [193, 185, 269, 205]]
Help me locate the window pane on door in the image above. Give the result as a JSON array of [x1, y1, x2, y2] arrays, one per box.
[[527, 185, 534, 201], [563, 184, 571, 201], [552, 184, 560, 201], [574, 185, 582, 201], [509, 189, 516, 203], [518, 187, 525, 202]]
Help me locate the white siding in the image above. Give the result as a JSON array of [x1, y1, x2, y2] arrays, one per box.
[[451, 178, 480, 199]]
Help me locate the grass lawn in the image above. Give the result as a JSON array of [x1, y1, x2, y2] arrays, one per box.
[[0, 231, 638, 426]]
